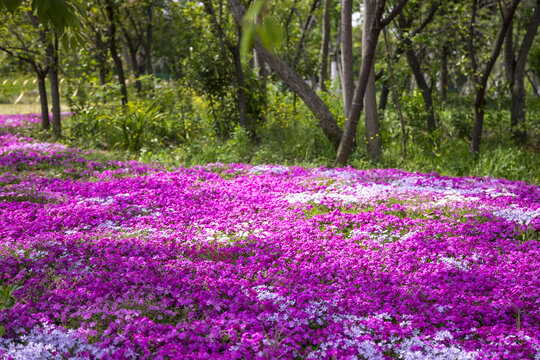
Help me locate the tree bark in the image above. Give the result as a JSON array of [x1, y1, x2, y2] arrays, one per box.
[[334, 0, 409, 166], [335, 0, 381, 166], [36, 69, 50, 131], [340, 0, 354, 118], [398, 14, 436, 135], [319, 0, 331, 90], [49, 33, 61, 139], [378, 82, 389, 112], [505, 0, 540, 143], [105, 0, 128, 107], [144, 3, 153, 74], [440, 43, 449, 101], [255, 40, 343, 146], [122, 30, 142, 94], [233, 28, 250, 132], [227, 0, 343, 147], [363, 2, 380, 162]]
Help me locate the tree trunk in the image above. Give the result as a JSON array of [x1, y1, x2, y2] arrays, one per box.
[[319, 0, 331, 90], [506, 0, 540, 143], [363, 4, 380, 162], [227, 0, 343, 147], [378, 82, 389, 112], [469, 0, 520, 155], [144, 3, 153, 74], [398, 15, 436, 134], [335, 0, 381, 166], [471, 87, 485, 154], [123, 34, 142, 94], [440, 43, 448, 101], [36, 69, 50, 131], [334, 0, 409, 166], [94, 31, 108, 86], [49, 33, 61, 139], [254, 40, 343, 147], [527, 71, 540, 97], [105, 0, 128, 107], [233, 28, 250, 133], [340, 0, 354, 118]]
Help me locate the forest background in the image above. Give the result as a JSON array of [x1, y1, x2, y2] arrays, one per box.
[[0, 0, 539, 184]]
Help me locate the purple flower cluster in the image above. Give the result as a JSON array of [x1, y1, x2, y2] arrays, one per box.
[[0, 131, 539, 359], [0, 113, 71, 129]]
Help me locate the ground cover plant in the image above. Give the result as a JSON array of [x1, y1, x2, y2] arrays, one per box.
[[0, 115, 539, 359]]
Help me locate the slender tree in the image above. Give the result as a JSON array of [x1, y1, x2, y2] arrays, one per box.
[[319, 0, 331, 90], [504, 0, 540, 143], [102, 0, 128, 106], [0, 8, 51, 130], [48, 31, 62, 138], [396, 0, 441, 137], [334, 0, 409, 166], [467, 0, 520, 155]]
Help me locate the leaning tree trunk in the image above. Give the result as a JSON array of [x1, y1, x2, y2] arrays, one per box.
[[227, 0, 343, 147], [253, 40, 343, 147], [49, 33, 61, 139], [36, 69, 50, 131]]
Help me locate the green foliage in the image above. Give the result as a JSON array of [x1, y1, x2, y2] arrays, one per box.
[[0, 281, 22, 337], [0, 282, 22, 310], [372, 94, 540, 184], [0, 0, 81, 31], [241, 1, 284, 60]]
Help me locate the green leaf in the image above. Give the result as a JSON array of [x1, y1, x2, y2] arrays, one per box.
[[3, 0, 23, 13], [261, 16, 283, 47], [0, 325, 5, 337], [34, 0, 52, 20], [48, 0, 67, 29], [244, 0, 265, 24], [240, 24, 256, 61]]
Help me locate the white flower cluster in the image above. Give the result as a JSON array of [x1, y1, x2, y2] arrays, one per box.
[[492, 206, 540, 225], [439, 256, 471, 271], [248, 165, 290, 175], [0, 323, 114, 360], [394, 331, 478, 360]]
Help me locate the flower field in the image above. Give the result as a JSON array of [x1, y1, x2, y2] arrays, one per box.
[[0, 117, 539, 359]]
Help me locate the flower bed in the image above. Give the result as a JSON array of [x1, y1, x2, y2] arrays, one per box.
[[0, 113, 72, 129], [0, 131, 539, 359]]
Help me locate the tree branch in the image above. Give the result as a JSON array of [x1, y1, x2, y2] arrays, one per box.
[[380, 0, 409, 27]]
